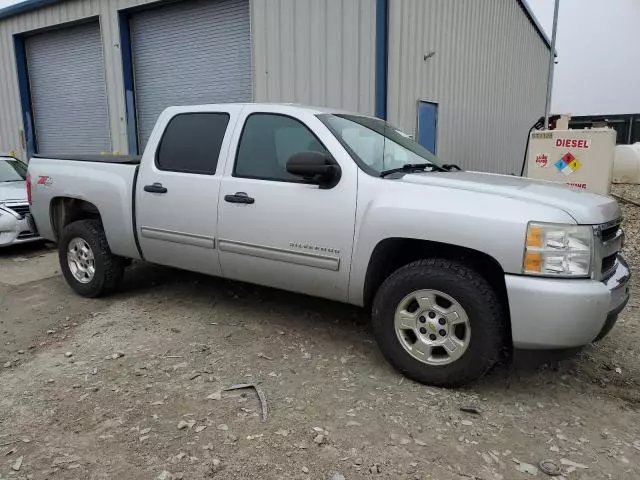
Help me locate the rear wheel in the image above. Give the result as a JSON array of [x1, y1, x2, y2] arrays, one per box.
[[372, 258, 506, 387], [59, 220, 125, 298]]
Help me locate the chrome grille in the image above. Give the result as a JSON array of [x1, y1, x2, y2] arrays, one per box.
[[595, 219, 623, 281], [601, 225, 619, 243], [18, 231, 38, 240], [6, 203, 30, 218], [601, 254, 617, 281]]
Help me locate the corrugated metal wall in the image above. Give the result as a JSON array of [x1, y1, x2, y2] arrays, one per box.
[[387, 0, 549, 174], [252, 0, 376, 115], [0, 0, 374, 159], [26, 20, 111, 154], [0, 0, 155, 158], [130, 0, 252, 147], [0, 0, 546, 170]]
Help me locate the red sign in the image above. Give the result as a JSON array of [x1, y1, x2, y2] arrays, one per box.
[[535, 154, 548, 167], [556, 138, 590, 149]]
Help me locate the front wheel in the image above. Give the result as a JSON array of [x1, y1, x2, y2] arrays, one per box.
[[59, 219, 125, 298], [371, 259, 506, 387]]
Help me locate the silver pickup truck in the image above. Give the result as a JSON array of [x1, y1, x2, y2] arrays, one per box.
[[28, 103, 630, 387]]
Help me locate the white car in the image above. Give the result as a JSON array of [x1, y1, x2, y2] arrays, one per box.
[[0, 156, 40, 246]]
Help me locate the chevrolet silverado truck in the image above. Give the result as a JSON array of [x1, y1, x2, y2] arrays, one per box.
[[27, 104, 630, 387]]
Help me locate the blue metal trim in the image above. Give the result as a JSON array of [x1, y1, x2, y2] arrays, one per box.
[[13, 35, 37, 157], [118, 11, 139, 155], [416, 101, 438, 154], [374, 0, 388, 120], [0, 0, 62, 21]]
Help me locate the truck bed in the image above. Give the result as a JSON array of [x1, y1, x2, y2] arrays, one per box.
[[32, 154, 141, 165], [28, 156, 141, 260]]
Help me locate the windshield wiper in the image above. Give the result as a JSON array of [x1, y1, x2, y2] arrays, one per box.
[[379, 163, 444, 178], [442, 164, 462, 171]]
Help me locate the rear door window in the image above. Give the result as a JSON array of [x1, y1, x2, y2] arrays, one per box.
[[156, 113, 230, 174]]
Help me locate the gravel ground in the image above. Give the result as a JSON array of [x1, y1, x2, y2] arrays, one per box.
[[1, 189, 639, 480], [612, 184, 640, 268]]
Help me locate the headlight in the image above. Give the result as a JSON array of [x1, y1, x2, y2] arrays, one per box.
[[523, 222, 593, 277]]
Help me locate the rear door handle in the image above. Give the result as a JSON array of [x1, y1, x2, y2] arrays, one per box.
[[224, 192, 255, 204], [144, 183, 168, 194]]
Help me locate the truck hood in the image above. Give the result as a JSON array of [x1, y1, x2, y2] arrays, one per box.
[[0, 181, 27, 204], [400, 171, 620, 224]]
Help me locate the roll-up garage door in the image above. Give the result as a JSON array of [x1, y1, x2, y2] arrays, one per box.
[[130, 0, 252, 148], [26, 22, 110, 155]]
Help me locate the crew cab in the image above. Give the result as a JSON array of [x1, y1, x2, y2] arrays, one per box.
[[27, 104, 630, 387]]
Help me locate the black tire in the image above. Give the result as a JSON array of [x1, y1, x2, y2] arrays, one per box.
[[59, 219, 125, 298], [371, 258, 506, 388]]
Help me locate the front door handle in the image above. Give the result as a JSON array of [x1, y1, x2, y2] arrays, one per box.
[[144, 182, 168, 194], [224, 192, 255, 204]]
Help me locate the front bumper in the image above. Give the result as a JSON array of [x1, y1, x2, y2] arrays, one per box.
[[0, 211, 41, 247], [506, 255, 631, 349]]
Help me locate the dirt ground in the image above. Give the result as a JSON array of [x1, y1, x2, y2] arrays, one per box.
[[1, 190, 639, 480]]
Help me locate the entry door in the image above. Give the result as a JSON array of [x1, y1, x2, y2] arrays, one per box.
[[217, 110, 357, 302], [417, 101, 438, 154], [135, 107, 240, 276]]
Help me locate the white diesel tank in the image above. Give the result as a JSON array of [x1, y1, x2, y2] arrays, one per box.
[[527, 128, 616, 195], [613, 143, 640, 184]]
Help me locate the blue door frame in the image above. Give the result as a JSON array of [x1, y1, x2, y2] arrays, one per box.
[[118, 10, 139, 155], [375, 0, 388, 120], [14, 35, 37, 158], [417, 101, 438, 154]]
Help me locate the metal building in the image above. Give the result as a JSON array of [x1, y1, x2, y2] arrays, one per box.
[[0, 0, 550, 174]]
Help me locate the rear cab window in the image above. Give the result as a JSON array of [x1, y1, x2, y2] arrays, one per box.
[[156, 113, 230, 174]]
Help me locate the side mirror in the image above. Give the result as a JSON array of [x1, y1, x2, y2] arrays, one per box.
[[286, 151, 341, 189]]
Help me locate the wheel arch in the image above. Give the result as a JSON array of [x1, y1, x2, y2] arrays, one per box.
[[50, 197, 103, 242], [363, 238, 510, 330]]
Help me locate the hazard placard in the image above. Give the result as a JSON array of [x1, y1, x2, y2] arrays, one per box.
[[526, 128, 616, 195]]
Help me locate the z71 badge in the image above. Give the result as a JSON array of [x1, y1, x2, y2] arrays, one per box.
[[37, 176, 53, 186]]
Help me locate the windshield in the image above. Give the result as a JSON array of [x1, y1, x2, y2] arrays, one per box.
[[318, 114, 442, 176], [0, 158, 27, 183]]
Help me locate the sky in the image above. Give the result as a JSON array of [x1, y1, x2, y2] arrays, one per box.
[[0, 0, 637, 116], [528, 0, 640, 115]]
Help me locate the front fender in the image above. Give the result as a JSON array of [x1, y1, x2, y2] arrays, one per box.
[[348, 174, 575, 305]]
